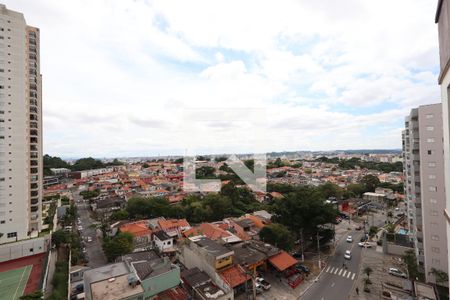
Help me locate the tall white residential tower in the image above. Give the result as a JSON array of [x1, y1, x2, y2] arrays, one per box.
[[0, 4, 42, 244]]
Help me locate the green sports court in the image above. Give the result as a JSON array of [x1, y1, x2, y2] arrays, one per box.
[[0, 265, 32, 300]]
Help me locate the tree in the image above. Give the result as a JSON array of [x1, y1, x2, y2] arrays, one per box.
[[103, 232, 134, 262], [345, 183, 367, 198], [52, 230, 70, 247], [317, 182, 343, 200], [174, 158, 183, 164], [259, 223, 294, 250], [110, 209, 129, 221], [360, 175, 380, 192], [369, 226, 379, 237], [403, 250, 420, 280], [429, 268, 448, 286], [364, 266, 373, 279], [272, 186, 338, 240]]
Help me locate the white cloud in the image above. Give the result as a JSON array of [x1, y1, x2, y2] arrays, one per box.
[[2, 0, 441, 156]]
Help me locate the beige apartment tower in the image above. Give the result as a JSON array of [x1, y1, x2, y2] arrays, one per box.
[[403, 104, 448, 285], [0, 5, 42, 244]]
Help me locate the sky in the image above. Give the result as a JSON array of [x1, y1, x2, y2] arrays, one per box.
[[5, 0, 441, 157]]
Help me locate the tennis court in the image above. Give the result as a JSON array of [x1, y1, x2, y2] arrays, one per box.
[[0, 265, 32, 300]]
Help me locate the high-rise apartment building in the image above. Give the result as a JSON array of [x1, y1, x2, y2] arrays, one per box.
[[435, 0, 450, 291], [0, 4, 42, 244], [403, 104, 448, 285]]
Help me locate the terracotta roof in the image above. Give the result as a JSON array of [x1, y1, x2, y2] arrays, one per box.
[[243, 215, 265, 229], [158, 219, 190, 230], [219, 265, 250, 288], [270, 192, 284, 199], [155, 286, 190, 300], [268, 250, 297, 271], [183, 223, 231, 240], [120, 221, 151, 237]]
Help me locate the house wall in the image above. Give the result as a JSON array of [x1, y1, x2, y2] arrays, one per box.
[[141, 266, 180, 298]]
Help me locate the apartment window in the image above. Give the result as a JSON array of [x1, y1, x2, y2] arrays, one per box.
[[432, 247, 440, 253], [432, 259, 441, 266], [430, 198, 437, 204], [432, 235, 440, 241], [429, 174, 436, 180], [426, 126, 435, 131], [426, 114, 435, 119], [0, 220, 4, 224], [427, 138, 435, 143], [429, 186, 437, 192], [430, 222, 438, 227], [431, 210, 439, 216], [428, 150, 435, 155], [6, 232, 16, 238]]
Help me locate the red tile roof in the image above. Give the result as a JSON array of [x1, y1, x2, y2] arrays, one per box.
[[268, 250, 297, 272], [120, 221, 152, 237], [183, 223, 232, 240], [158, 219, 190, 230], [220, 265, 250, 288]]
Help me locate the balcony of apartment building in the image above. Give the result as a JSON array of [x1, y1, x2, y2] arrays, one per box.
[[30, 205, 39, 213], [30, 182, 38, 190], [29, 54, 37, 61], [30, 145, 38, 152], [29, 90, 38, 98], [30, 137, 38, 144], [30, 191, 38, 200], [30, 167, 38, 175], [30, 160, 38, 167], [30, 175, 38, 183], [30, 129, 38, 137], [29, 114, 38, 122], [30, 152, 38, 159], [29, 83, 37, 91], [29, 106, 38, 114], [30, 121, 38, 129]]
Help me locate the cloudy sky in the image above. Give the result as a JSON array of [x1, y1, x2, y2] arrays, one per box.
[[5, 0, 441, 157]]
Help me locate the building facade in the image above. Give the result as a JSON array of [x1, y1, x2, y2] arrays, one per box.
[[0, 4, 42, 244], [435, 0, 450, 290], [403, 104, 448, 284]]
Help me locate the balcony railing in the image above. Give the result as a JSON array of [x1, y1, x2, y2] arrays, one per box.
[[30, 168, 38, 174]]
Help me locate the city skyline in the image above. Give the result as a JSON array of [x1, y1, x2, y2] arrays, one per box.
[[4, 0, 440, 157]]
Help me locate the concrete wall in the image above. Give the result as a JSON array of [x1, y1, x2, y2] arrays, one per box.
[[384, 243, 414, 257], [438, 0, 450, 82], [0, 235, 50, 262]]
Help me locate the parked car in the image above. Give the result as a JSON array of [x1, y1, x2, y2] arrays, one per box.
[[388, 268, 407, 278], [87, 237, 93, 242], [344, 250, 351, 260], [295, 264, 310, 274], [355, 225, 362, 231], [358, 242, 372, 248], [346, 235, 353, 243], [256, 277, 271, 290]]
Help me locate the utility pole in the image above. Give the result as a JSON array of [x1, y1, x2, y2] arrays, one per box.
[[300, 229, 305, 262], [317, 230, 321, 269]]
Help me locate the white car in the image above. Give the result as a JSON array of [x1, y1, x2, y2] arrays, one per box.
[[358, 242, 372, 248], [388, 267, 407, 278], [255, 277, 271, 290], [346, 235, 353, 243], [344, 250, 351, 260], [87, 237, 93, 242]]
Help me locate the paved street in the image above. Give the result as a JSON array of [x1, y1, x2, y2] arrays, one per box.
[[300, 228, 364, 300], [73, 190, 107, 268]]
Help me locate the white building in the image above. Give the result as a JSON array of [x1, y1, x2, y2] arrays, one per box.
[[435, 1, 450, 291], [403, 104, 448, 285], [0, 5, 43, 244]]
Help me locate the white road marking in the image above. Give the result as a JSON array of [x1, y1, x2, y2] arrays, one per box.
[[326, 266, 331, 272], [347, 272, 352, 278], [334, 268, 339, 274], [331, 282, 335, 287], [351, 273, 356, 280], [329, 267, 335, 273], [342, 270, 347, 277], [338, 269, 343, 276]]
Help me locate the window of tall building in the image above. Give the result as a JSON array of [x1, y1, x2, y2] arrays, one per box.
[[432, 247, 440, 253], [431, 210, 439, 216], [430, 198, 437, 204], [427, 138, 435, 143], [426, 114, 435, 119], [429, 186, 437, 192], [429, 174, 436, 180], [432, 235, 440, 241], [426, 126, 435, 131], [432, 259, 441, 266], [6, 232, 16, 238]]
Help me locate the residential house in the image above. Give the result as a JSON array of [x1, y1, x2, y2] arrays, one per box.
[[119, 221, 152, 249], [153, 230, 175, 254], [158, 219, 191, 238]]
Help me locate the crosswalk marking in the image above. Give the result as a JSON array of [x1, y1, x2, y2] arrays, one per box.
[[324, 267, 356, 281]]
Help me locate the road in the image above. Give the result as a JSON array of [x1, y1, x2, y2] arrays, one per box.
[[301, 229, 365, 300], [73, 190, 107, 268]]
